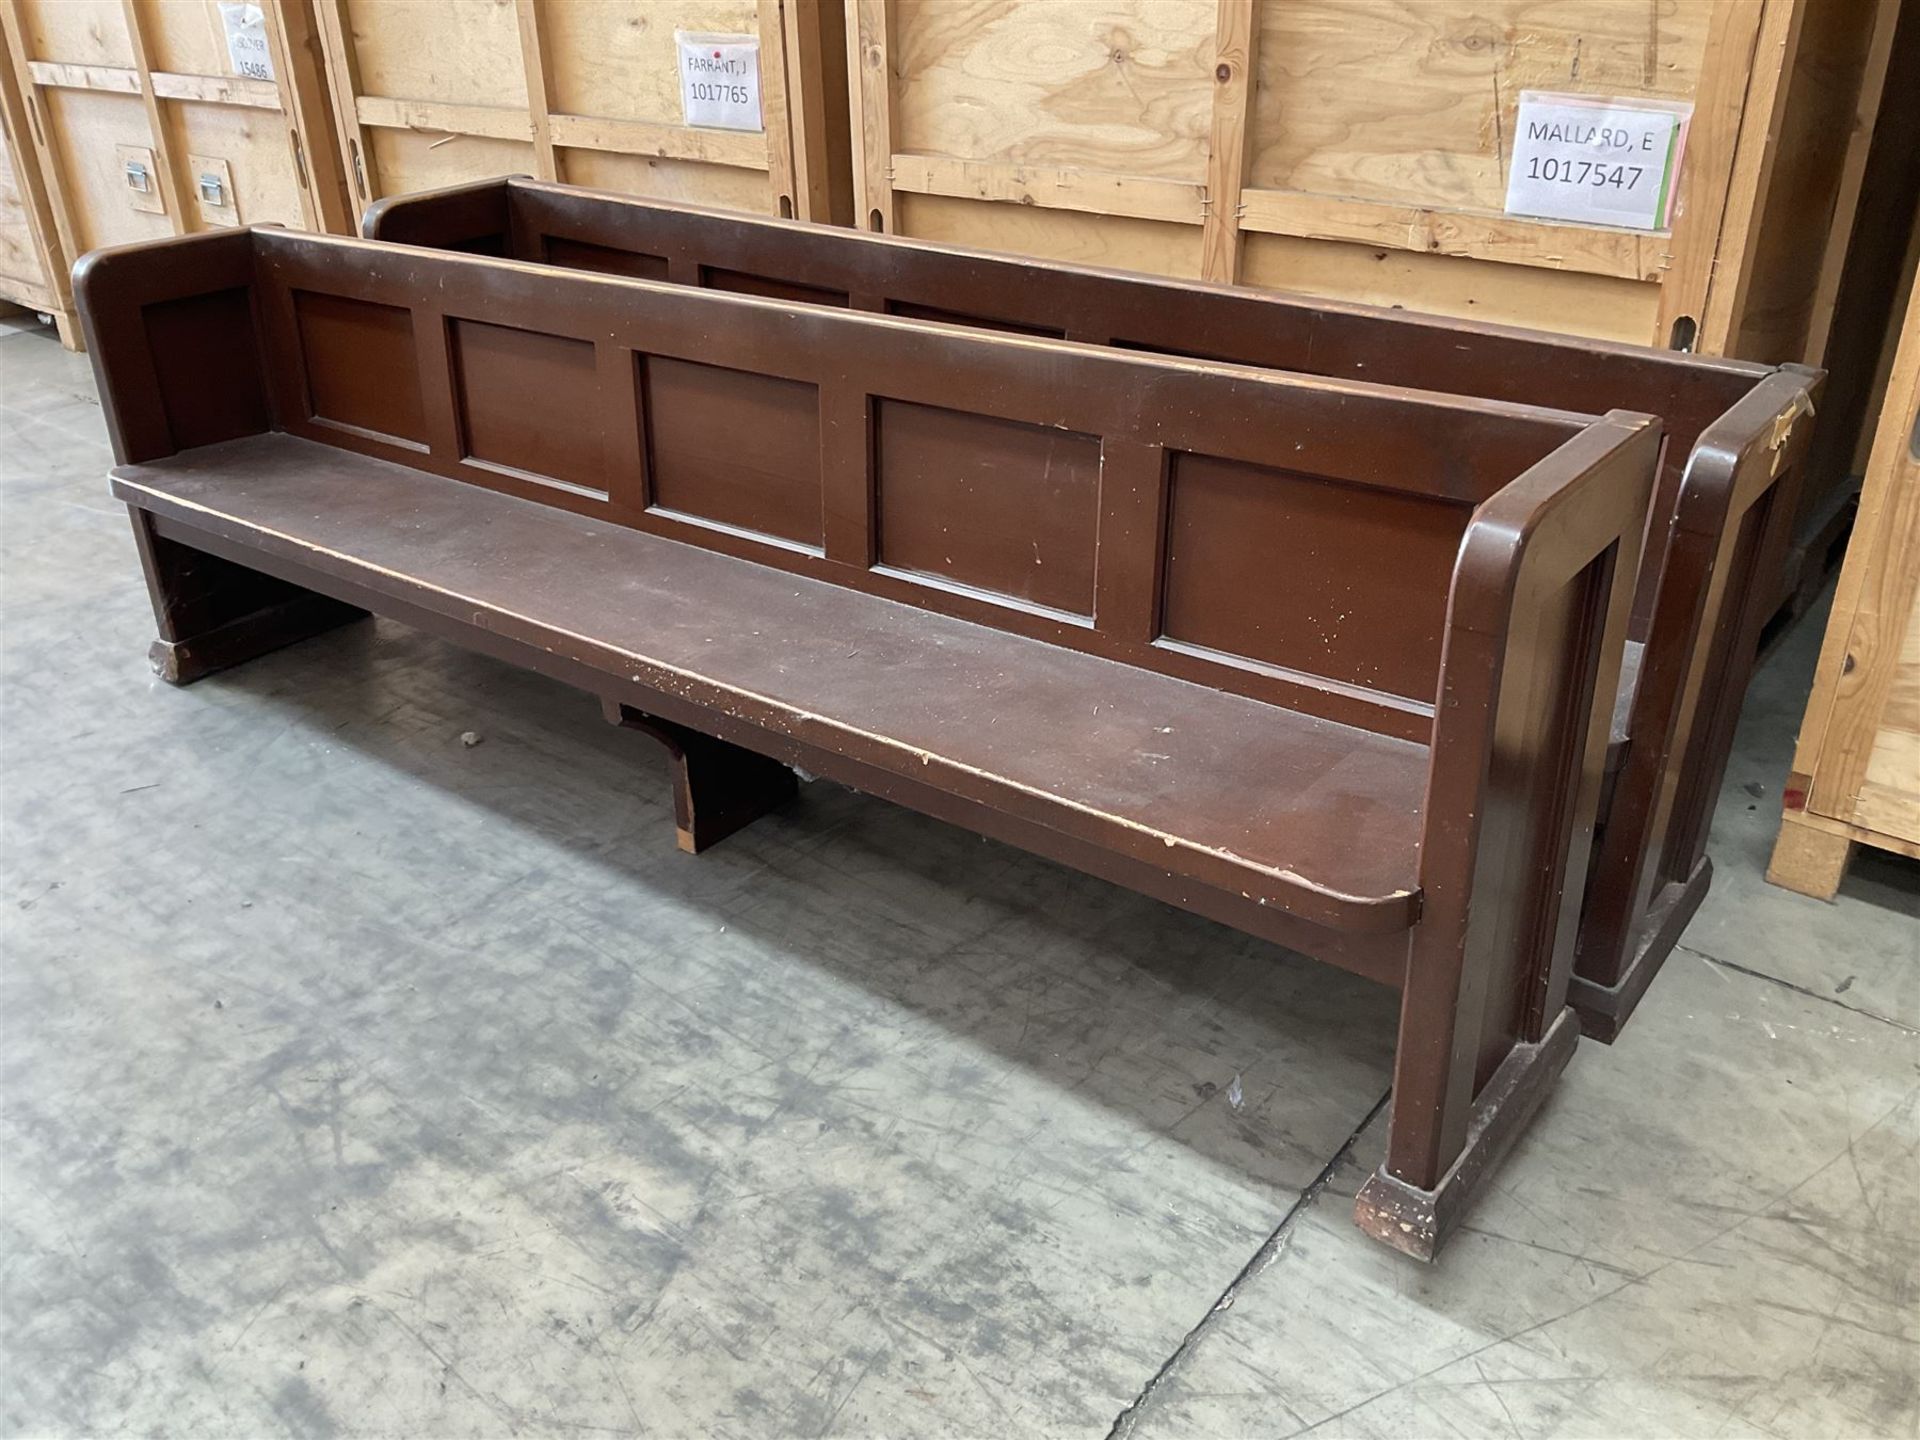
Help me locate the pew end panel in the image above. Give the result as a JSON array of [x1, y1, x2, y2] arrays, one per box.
[[1572, 369, 1822, 1039], [75, 232, 369, 680], [1358, 413, 1661, 1260], [74, 228, 273, 467]]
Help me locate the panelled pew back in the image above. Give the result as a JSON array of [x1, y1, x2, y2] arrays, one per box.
[[91, 226, 1592, 739], [366, 177, 1826, 1040], [80, 225, 1658, 1258]]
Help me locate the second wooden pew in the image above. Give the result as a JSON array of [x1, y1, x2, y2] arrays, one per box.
[[364, 176, 1824, 1041]]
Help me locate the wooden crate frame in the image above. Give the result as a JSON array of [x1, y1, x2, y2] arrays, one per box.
[[846, 0, 1886, 356], [313, 0, 848, 225], [0, 26, 72, 345], [0, 0, 350, 267], [1768, 273, 1920, 897]]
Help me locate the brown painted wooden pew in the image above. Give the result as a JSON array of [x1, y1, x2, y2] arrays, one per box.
[[82, 225, 1657, 1260], [364, 176, 1825, 1043]]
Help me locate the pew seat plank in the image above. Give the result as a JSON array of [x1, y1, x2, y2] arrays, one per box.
[[112, 432, 1428, 933]]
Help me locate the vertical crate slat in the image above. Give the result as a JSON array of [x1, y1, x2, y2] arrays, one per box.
[[316, 0, 851, 225], [1768, 275, 1920, 898], [0, 41, 73, 346]]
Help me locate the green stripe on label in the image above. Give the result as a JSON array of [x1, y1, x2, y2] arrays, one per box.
[[1655, 121, 1681, 228]]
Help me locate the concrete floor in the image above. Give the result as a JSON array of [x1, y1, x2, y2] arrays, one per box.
[[1, 310, 1915, 1440]]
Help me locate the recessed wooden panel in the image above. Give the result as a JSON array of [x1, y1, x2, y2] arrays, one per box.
[[144, 288, 268, 450], [545, 236, 669, 280], [701, 267, 850, 307], [887, 299, 1064, 339], [451, 319, 604, 494], [1161, 454, 1470, 701], [875, 399, 1099, 615], [643, 357, 822, 548], [292, 291, 424, 443], [445, 233, 510, 258]]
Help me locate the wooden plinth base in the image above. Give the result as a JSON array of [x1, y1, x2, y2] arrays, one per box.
[[1354, 1006, 1580, 1262], [1568, 858, 1711, 1043], [149, 593, 367, 685]]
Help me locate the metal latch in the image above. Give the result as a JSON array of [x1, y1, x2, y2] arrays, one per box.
[[124, 159, 151, 193], [198, 172, 228, 207]]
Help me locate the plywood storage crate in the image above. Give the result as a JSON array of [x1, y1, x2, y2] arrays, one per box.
[[1767, 0, 1920, 617], [314, 0, 851, 225], [0, 0, 351, 313], [0, 44, 72, 343], [847, 0, 1892, 359], [1768, 273, 1920, 899]]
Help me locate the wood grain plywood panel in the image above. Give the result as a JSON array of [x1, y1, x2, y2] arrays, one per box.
[[137, 0, 240, 77], [42, 88, 170, 250], [561, 149, 775, 215], [17, 0, 135, 68], [1240, 231, 1661, 342], [1244, 0, 1712, 211], [0, 124, 48, 297], [895, 191, 1203, 277], [342, 0, 528, 107], [1861, 583, 1920, 842], [1245, 0, 1711, 209], [365, 128, 537, 197], [888, 0, 1215, 181], [166, 100, 302, 230], [543, 0, 758, 126]]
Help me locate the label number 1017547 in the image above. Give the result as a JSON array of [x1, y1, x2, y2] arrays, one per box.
[[1505, 93, 1686, 228], [1523, 157, 1647, 191]]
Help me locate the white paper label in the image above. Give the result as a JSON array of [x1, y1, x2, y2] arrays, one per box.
[[219, 2, 275, 83], [677, 31, 762, 132], [1505, 93, 1689, 231]]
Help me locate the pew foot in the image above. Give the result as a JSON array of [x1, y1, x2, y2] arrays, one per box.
[[1355, 1006, 1580, 1262], [1568, 857, 1710, 1043], [147, 592, 368, 685], [133, 511, 367, 685], [604, 700, 799, 853]]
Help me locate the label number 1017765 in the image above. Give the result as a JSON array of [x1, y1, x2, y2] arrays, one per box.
[[1523, 157, 1646, 191]]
